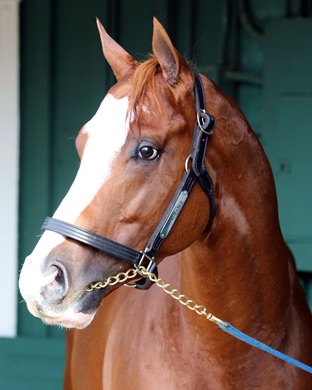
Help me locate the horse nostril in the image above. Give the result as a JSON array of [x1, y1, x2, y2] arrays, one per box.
[[40, 264, 69, 303], [41, 265, 59, 285]]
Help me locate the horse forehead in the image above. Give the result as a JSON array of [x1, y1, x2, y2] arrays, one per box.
[[51, 94, 130, 224], [77, 93, 130, 186], [83, 93, 130, 141]]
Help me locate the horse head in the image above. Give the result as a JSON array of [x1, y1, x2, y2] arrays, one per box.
[[19, 19, 214, 328]]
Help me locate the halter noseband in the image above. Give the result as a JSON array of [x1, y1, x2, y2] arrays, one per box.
[[42, 68, 216, 290]]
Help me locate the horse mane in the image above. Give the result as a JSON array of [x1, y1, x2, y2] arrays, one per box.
[[129, 56, 160, 116]]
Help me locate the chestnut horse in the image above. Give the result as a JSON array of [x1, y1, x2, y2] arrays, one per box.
[[19, 18, 312, 389]]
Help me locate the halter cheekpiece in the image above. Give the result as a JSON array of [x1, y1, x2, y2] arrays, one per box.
[[42, 68, 216, 289]]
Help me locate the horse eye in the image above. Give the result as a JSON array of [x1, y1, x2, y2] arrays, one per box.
[[138, 145, 159, 160]]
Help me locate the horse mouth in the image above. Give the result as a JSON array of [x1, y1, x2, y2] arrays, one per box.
[[23, 283, 106, 329], [75, 284, 107, 314], [25, 297, 97, 329], [41, 312, 95, 329]]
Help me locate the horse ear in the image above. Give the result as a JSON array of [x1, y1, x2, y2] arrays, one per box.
[[152, 18, 183, 85], [96, 18, 136, 80]]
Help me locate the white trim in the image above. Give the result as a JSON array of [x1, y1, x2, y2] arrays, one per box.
[[0, 0, 21, 337]]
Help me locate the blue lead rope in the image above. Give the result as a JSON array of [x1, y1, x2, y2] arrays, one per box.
[[217, 322, 312, 374]]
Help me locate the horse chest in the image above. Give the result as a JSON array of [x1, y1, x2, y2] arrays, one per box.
[[66, 291, 312, 390], [66, 313, 221, 389]]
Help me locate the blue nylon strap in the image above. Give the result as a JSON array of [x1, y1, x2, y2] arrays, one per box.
[[217, 322, 312, 375]]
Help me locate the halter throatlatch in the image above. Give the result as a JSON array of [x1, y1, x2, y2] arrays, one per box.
[[42, 68, 216, 290]]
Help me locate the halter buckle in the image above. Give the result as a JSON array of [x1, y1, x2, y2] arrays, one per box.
[[125, 250, 157, 288], [137, 249, 157, 274], [197, 109, 215, 135], [126, 249, 157, 290]]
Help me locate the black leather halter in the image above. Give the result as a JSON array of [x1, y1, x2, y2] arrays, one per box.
[[42, 68, 216, 290]]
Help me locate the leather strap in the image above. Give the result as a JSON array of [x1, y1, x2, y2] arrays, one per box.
[[191, 68, 216, 225], [191, 68, 215, 177], [42, 217, 142, 265], [144, 170, 197, 258]]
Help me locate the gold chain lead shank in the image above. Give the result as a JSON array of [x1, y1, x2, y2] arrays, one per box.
[[86, 266, 227, 327]]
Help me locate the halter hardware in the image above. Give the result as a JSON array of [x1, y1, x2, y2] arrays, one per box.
[[137, 250, 156, 272], [184, 154, 193, 174], [42, 68, 216, 290], [197, 109, 215, 135]]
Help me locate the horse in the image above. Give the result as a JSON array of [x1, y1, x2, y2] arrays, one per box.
[[19, 18, 312, 389]]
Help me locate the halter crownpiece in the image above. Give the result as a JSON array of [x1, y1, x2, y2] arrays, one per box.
[[42, 67, 216, 289]]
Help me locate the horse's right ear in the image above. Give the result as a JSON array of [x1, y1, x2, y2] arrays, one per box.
[[96, 18, 136, 80]]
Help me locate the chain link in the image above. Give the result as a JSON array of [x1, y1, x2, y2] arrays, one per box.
[[86, 266, 226, 327], [86, 268, 139, 291]]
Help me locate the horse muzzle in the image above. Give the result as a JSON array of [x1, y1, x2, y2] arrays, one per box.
[[20, 255, 69, 302], [19, 255, 98, 328]]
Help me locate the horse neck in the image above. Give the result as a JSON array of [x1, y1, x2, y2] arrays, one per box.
[[180, 91, 292, 341]]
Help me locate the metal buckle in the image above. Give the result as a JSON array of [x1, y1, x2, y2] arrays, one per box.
[[197, 109, 215, 135], [125, 249, 157, 288], [136, 250, 157, 274], [124, 249, 157, 289]]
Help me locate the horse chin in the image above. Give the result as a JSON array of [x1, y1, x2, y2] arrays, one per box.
[[26, 300, 96, 329], [41, 312, 95, 329]]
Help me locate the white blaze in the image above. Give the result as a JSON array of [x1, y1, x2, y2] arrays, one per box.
[[19, 94, 130, 299], [54, 93, 129, 222]]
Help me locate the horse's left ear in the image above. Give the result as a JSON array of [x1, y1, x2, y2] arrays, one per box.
[[152, 18, 185, 85], [96, 18, 136, 80]]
